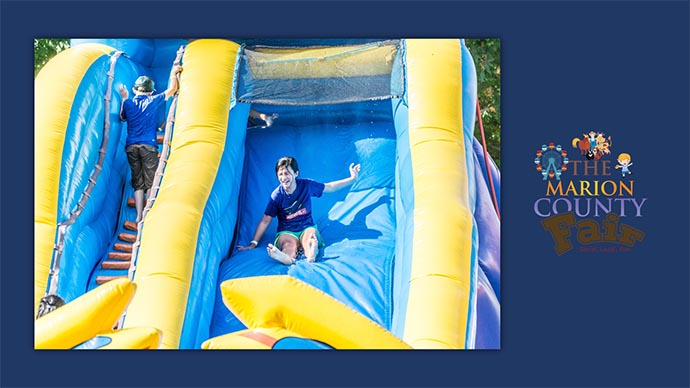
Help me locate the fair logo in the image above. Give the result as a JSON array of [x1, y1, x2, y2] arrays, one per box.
[[533, 132, 646, 255]]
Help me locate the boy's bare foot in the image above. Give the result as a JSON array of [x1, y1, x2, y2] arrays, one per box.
[[267, 243, 295, 265]]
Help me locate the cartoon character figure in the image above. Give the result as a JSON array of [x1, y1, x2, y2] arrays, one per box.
[[572, 134, 591, 159], [572, 135, 594, 159], [595, 134, 612, 156], [587, 131, 598, 150], [615, 152, 633, 177]]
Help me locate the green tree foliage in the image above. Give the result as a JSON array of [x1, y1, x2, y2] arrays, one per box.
[[34, 39, 70, 77], [465, 39, 501, 168]]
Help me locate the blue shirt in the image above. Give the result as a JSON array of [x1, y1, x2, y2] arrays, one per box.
[[264, 178, 325, 233], [121, 93, 165, 147]]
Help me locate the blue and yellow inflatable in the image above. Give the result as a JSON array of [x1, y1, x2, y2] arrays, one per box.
[[34, 38, 500, 349]]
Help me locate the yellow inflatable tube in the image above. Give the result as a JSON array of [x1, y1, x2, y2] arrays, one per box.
[[122, 39, 239, 349], [35, 278, 136, 349], [34, 43, 113, 314], [404, 39, 474, 349], [212, 275, 411, 349]]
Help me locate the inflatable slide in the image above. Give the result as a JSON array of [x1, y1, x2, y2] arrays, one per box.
[[34, 38, 501, 349]]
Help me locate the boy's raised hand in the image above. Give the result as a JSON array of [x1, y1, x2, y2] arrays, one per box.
[[171, 65, 183, 76], [349, 163, 361, 180], [117, 84, 128, 99]]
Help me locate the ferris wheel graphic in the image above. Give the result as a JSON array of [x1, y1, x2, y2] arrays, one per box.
[[535, 142, 569, 180]]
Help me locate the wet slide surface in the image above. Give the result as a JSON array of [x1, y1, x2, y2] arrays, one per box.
[[210, 110, 397, 337]]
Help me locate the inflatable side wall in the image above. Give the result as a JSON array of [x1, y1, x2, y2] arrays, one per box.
[[35, 43, 138, 311]]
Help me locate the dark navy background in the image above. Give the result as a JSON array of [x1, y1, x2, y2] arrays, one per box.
[[2, 1, 688, 387]]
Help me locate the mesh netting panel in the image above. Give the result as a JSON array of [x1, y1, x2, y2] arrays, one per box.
[[237, 40, 404, 106]]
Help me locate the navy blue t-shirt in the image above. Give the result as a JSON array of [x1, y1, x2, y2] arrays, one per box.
[[121, 93, 165, 147], [265, 178, 325, 232]]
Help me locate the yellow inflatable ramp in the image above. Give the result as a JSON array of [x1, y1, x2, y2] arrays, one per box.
[[215, 275, 411, 349], [35, 278, 136, 349]]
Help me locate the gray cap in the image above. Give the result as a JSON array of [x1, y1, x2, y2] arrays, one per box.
[[134, 75, 155, 92]]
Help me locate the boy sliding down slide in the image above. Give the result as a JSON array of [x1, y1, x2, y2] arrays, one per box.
[[237, 156, 361, 264]]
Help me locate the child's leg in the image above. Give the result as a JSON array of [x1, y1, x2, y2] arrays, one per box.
[[277, 234, 299, 259], [133, 189, 144, 223], [301, 228, 320, 263]]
